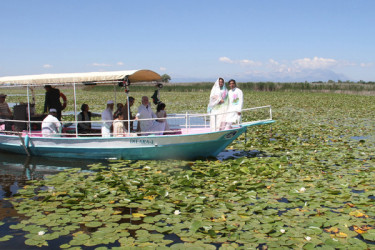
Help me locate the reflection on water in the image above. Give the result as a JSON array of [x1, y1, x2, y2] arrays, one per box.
[[0, 151, 105, 249], [0, 151, 100, 198], [217, 149, 263, 160]]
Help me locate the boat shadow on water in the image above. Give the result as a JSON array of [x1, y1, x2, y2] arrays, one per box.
[[216, 149, 276, 161]]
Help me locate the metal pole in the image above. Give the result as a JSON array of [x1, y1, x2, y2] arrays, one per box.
[[26, 85, 31, 134], [73, 83, 78, 137], [270, 106, 272, 120], [114, 84, 117, 106], [126, 93, 130, 135]]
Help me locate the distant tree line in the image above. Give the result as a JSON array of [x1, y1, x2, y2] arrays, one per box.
[[91, 80, 375, 93]]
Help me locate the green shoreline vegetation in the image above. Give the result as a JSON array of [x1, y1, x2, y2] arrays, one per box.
[[1, 83, 375, 248]]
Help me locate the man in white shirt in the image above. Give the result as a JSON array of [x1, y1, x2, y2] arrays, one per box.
[[101, 100, 114, 137], [42, 109, 61, 137], [136, 96, 157, 133], [225, 79, 243, 130]]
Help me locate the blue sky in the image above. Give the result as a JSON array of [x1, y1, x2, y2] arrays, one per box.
[[1, 0, 374, 82]]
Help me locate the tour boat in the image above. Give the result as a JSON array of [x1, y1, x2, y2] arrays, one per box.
[[0, 70, 274, 160]]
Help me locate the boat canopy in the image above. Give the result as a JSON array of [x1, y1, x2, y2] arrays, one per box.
[[0, 69, 161, 86]]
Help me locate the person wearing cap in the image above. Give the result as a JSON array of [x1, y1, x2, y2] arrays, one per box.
[[42, 108, 61, 137], [101, 100, 114, 137], [43, 85, 67, 121], [0, 93, 13, 131]]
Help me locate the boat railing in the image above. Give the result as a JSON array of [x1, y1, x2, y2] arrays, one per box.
[[0, 105, 272, 137]]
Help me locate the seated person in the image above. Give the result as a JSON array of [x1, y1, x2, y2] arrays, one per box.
[[113, 112, 127, 137], [136, 96, 165, 135], [77, 103, 92, 134], [113, 103, 124, 119], [0, 93, 13, 131], [156, 102, 170, 132], [135, 96, 156, 133], [42, 109, 61, 137]]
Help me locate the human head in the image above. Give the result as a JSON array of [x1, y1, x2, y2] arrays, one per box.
[[228, 79, 237, 89], [128, 97, 135, 107], [107, 100, 114, 110], [218, 78, 225, 88], [44, 85, 52, 92], [157, 102, 166, 112], [49, 108, 57, 116], [141, 96, 149, 106], [114, 111, 124, 120], [117, 103, 124, 110], [81, 103, 89, 112], [0, 93, 6, 103]]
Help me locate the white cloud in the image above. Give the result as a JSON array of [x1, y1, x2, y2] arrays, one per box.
[[219, 57, 261, 66], [92, 63, 111, 67], [117, 62, 124, 66], [219, 57, 234, 64], [292, 57, 338, 69], [360, 62, 373, 68], [239, 59, 262, 66], [43, 64, 53, 68], [159, 67, 167, 71], [269, 59, 279, 66]]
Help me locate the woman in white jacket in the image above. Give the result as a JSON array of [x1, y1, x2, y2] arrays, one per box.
[[207, 78, 228, 131]]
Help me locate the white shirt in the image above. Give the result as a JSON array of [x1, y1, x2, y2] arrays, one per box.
[[226, 87, 243, 123], [42, 114, 61, 137], [101, 108, 113, 129], [136, 104, 156, 132]]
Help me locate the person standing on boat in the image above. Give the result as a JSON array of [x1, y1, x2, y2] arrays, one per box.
[[43, 85, 67, 121], [207, 78, 228, 131], [225, 79, 243, 130], [0, 93, 13, 131], [121, 97, 135, 132], [101, 100, 114, 137], [156, 102, 170, 133], [135, 96, 158, 134], [42, 109, 61, 137]]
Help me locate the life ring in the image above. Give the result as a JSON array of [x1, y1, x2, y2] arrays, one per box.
[[60, 92, 67, 110]]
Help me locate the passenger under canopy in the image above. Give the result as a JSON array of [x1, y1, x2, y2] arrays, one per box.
[[0, 69, 162, 86]]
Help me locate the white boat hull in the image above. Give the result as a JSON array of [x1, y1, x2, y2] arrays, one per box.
[[0, 124, 272, 160]]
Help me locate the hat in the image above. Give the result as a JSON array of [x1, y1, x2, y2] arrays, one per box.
[[49, 108, 57, 113], [0, 93, 7, 98], [107, 100, 114, 104]]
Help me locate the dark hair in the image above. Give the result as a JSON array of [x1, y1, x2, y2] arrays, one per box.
[[128, 97, 135, 102], [219, 77, 224, 82], [157, 102, 166, 113], [228, 79, 236, 85], [114, 111, 123, 119], [81, 103, 88, 112]]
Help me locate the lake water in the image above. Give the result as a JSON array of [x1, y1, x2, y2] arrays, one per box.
[[0, 151, 107, 249], [0, 148, 241, 249]]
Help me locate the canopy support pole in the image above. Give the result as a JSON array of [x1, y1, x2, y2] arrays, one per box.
[[73, 83, 78, 137], [114, 84, 117, 106], [26, 85, 31, 134]]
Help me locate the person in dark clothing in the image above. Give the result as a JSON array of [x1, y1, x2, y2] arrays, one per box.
[[77, 103, 92, 134], [44, 85, 66, 121]]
